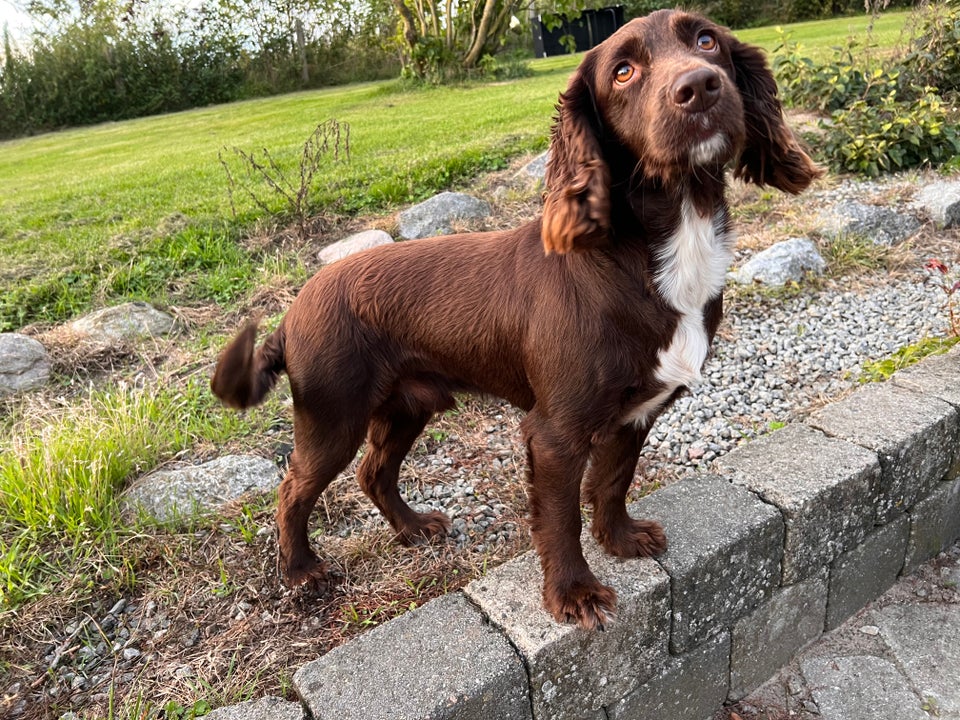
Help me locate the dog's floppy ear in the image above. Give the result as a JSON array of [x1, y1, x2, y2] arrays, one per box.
[[730, 38, 823, 194], [542, 56, 611, 254]]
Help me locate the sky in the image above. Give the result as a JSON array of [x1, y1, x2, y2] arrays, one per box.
[[0, 1, 33, 39]]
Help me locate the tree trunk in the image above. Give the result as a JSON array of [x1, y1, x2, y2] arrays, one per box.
[[391, 0, 420, 51], [463, 0, 497, 67], [295, 18, 309, 85]]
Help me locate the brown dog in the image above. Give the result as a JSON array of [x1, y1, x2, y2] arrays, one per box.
[[212, 9, 820, 629]]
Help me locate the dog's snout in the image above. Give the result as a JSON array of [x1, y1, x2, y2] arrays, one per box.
[[672, 67, 722, 113]]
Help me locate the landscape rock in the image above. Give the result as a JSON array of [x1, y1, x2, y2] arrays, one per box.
[[205, 697, 305, 720], [69, 301, 175, 341], [121, 455, 280, 523], [913, 179, 960, 228], [518, 151, 550, 181], [729, 237, 826, 286], [319, 229, 393, 264], [398, 191, 491, 239], [817, 200, 920, 245], [0, 333, 51, 395]]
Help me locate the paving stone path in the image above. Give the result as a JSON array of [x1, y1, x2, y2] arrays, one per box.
[[737, 542, 960, 720]]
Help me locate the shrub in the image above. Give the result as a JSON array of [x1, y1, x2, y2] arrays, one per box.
[[772, 3, 960, 177]]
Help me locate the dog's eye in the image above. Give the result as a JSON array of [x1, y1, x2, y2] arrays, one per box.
[[614, 63, 635, 85], [697, 33, 718, 52]]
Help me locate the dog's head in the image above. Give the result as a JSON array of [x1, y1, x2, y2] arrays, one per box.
[[542, 9, 822, 254]]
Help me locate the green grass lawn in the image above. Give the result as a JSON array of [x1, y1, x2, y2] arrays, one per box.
[[736, 9, 913, 61], [0, 10, 913, 331]]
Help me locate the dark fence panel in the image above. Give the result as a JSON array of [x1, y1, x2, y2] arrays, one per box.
[[533, 6, 626, 58]]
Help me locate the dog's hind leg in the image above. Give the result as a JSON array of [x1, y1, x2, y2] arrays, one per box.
[[583, 424, 666, 559], [358, 393, 453, 544], [277, 408, 365, 590]]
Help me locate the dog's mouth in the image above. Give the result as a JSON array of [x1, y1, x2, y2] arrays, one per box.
[[687, 131, 730, 166], [677, 103, 742, 166]]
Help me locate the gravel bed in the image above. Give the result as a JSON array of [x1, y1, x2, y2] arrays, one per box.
[[654, 276, 948, 471]]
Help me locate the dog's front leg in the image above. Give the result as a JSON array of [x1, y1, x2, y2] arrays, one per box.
[[523, 416, 617, 629], [583, 424, 667, 559]]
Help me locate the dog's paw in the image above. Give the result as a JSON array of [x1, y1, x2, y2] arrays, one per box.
[[283, 552, 333, 593], [544, 578, 618, 630], [593, 518, 667, 559], [396, 510, 451, 545]]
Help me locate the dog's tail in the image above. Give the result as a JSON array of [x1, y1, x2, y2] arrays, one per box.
[[211, 321, 286, 410]]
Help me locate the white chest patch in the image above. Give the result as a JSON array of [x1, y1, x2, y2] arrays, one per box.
[[625, 198, 733, 427]]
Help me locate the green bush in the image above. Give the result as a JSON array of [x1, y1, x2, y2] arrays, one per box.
[[772, 3, 960, 177], [823, 84, 960, 176], [901, 0, 960, 93]]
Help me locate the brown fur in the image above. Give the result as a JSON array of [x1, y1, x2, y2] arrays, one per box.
[[212, 10, 821, 629]]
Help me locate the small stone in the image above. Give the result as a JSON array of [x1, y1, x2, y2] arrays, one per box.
[[122, 647, 141, 661], [0, 333, 51, 395], [319, 229, 393, 265], [859, 625, 880, 636]]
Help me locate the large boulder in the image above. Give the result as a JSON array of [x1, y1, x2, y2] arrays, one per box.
[[398, 192, 492, 240], [121, 455, 280, 524], [729, 237, 826, 286], [0, 333, 51, 395]]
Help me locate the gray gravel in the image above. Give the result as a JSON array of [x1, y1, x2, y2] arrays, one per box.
[[653, 274, 949, 470]]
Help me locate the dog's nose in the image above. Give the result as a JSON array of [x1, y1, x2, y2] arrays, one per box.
[[672, 67, 722, 113]]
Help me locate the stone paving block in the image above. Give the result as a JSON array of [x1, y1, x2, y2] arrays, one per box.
[[729, 574, 828, 700], [893, 346, 960, 479], [826, 516, 909, 630], [903, 478, 960, 574], [628, 476, 783, 653], [801, 655, 929, 720], [293, 593, 530, 720], [718, 424, 882, 584], [608, 632, 730, 720], [870, 603, 960, 717], [808, 383, 959, 524], [464, 538, 670, 720], [205, 697, 305, 720]]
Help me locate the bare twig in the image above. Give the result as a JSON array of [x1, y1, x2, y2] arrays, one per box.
[[219, 120, 351, 239]]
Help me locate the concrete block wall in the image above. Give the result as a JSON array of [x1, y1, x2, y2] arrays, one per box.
[[216, 346, 960, 720]]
